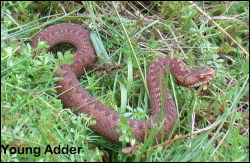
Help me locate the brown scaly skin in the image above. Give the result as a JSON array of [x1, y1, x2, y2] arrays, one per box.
[[31, 23, 215, 144]]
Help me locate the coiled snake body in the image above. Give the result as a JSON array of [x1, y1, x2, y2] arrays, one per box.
[[31, 24, 215, 144]]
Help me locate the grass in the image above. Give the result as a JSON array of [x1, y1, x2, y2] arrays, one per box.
[[1, 1, 249, 162]]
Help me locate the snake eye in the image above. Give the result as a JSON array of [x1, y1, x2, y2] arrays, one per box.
[[198, 74, 205, 80]]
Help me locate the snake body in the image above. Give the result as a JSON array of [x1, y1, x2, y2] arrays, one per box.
[[31, 23, 215, 144]]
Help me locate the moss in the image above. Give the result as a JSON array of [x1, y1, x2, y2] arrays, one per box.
[[160, 1, 184, 19]]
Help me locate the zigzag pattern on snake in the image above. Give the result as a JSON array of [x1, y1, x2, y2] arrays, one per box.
[[31, 23, 215, 144]]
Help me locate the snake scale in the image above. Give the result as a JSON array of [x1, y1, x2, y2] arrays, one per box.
[[31, 23, 215, 144]]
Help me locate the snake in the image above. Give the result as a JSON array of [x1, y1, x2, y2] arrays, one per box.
[[30, 23, 215, 144]]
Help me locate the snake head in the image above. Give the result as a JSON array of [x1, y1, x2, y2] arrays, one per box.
[[180, 67, 216, 88]]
